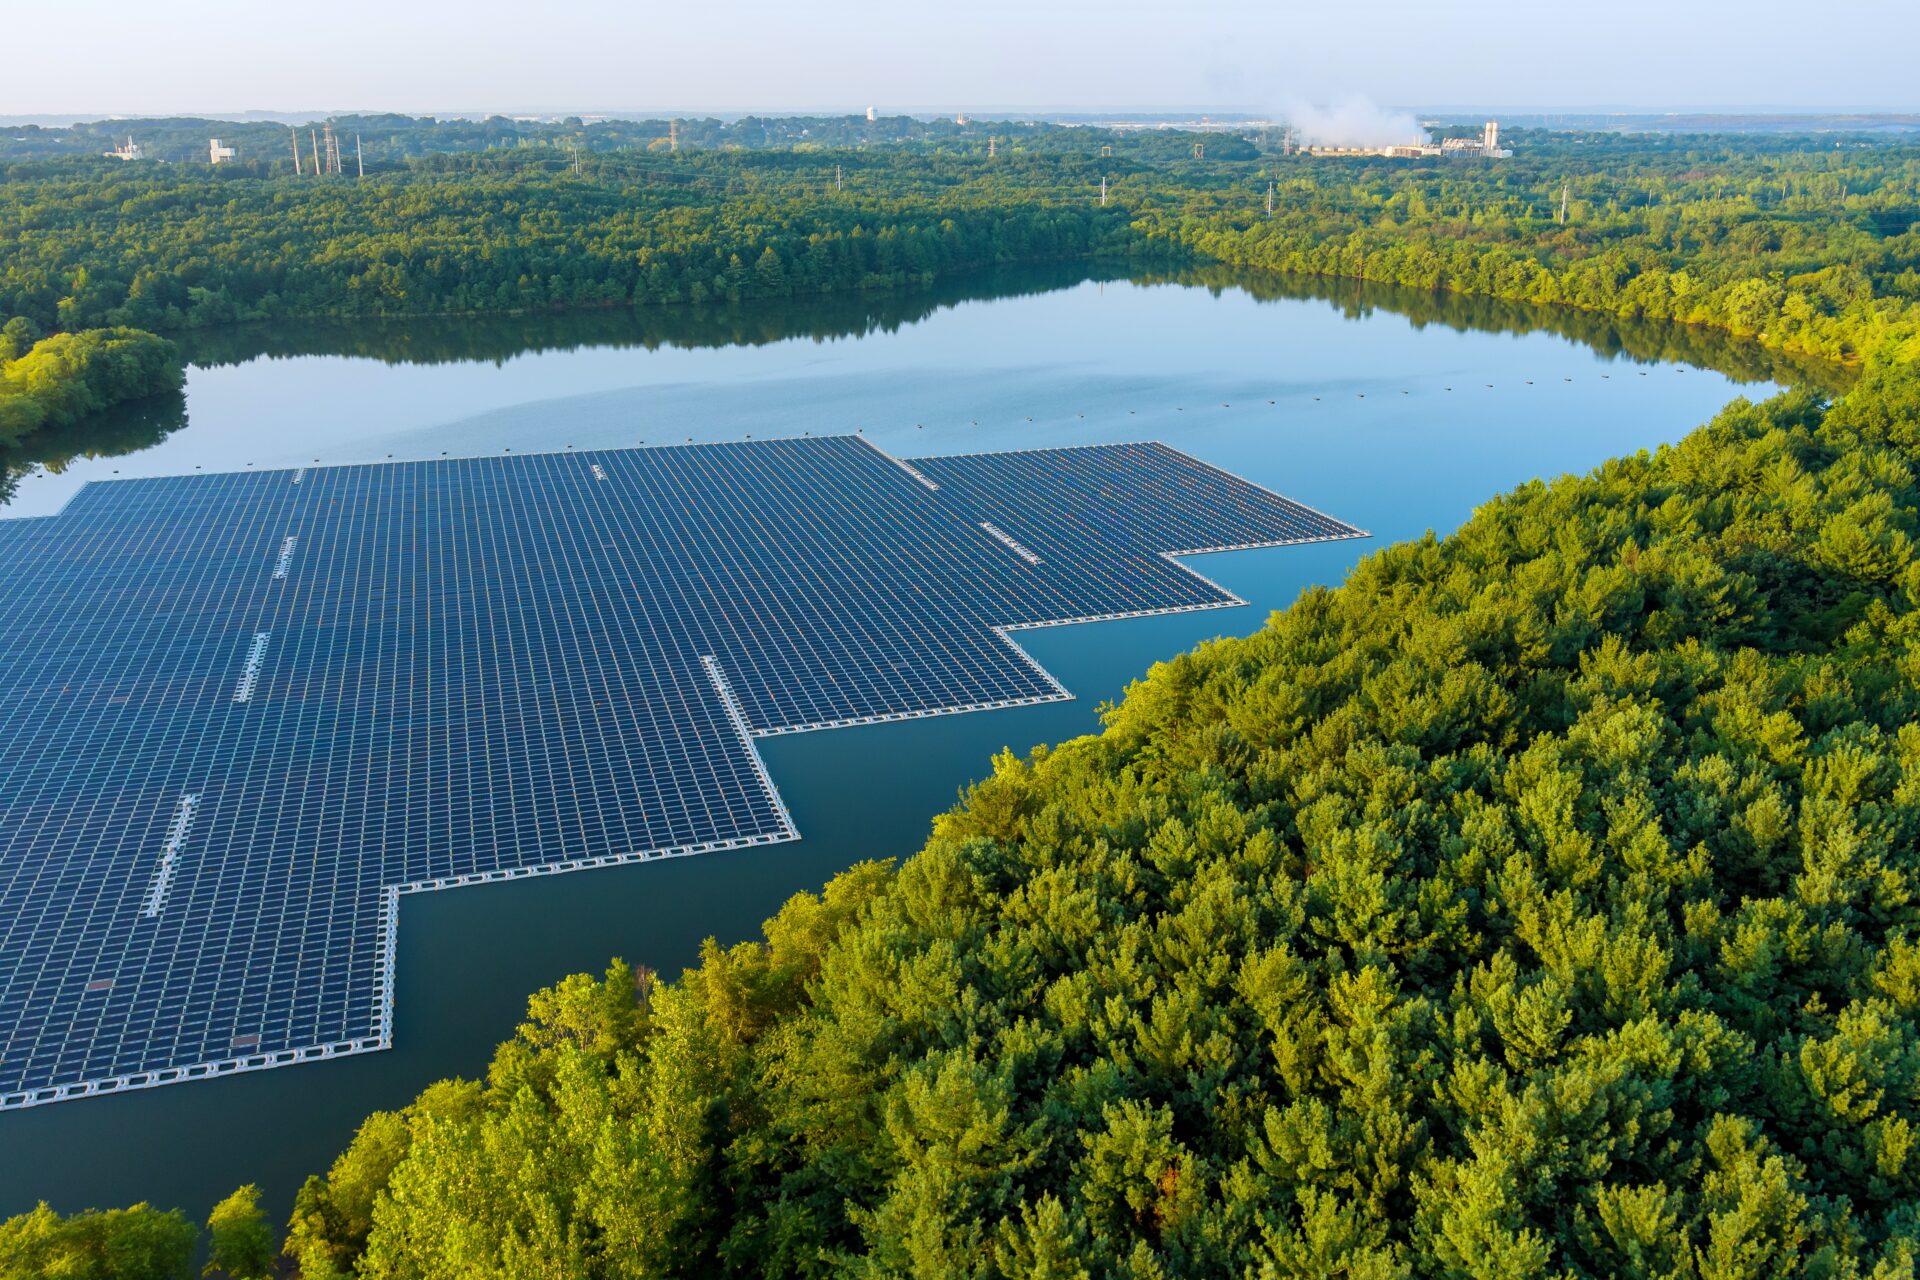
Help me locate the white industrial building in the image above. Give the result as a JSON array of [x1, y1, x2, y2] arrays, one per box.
[[1307, 120, 1511, 159]]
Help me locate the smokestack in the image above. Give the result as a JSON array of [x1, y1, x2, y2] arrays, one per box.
[[1484, 120, 1499, 152]]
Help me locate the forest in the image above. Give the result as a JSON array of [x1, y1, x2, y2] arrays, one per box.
[[3, 120, 1920, 1278]]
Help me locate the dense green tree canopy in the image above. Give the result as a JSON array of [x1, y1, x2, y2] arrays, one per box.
[[0, 326, 181, 444], [0, 1202, 195, 1280]]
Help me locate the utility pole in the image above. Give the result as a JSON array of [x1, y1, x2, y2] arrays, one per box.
[[290, 126, 302, 175], [1192, 142, 1204, 160], [1100, 174, 1107, 206], [668, 119, 678, 152], [835, 164, 843, 192], [311, 129, 322, 177], [1266, 181, 1274, 217], [356, 134, 364, 178], [1558, 181, 1569, 224], [987, 135, 996, 159]]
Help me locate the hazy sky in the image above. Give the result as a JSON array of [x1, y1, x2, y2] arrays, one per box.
[[7, 0, 1916, 117]]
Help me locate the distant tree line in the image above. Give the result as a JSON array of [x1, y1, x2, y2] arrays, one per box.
[[0, 113, 1257, 169], [0, 151, 1155, 333]]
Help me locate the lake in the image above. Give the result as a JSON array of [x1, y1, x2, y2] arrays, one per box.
[[0, 265, 1836, 1222]]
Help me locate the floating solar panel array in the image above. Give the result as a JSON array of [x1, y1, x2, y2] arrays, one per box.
[[0, 436, 1363, 1108]]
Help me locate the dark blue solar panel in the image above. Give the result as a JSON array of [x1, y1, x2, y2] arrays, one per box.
[[0, 436, 1362, 1107]]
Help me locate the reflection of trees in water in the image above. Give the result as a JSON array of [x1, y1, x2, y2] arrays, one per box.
[[0, 389, 187, 508], [1151, 267, 1854, 391], [172, 263, 1125, 369], [176, 262, 1849, 393]]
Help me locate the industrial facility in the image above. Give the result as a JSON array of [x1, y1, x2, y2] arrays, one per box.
[[1306, 120, 1511, 159]]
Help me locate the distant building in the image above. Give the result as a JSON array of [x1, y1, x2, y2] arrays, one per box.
[[1304, 120, 1510, 160], [209, 138, 236, 165], [866, 106, 877, 122], [105, 136, 143, 161], [955, 112, 970, 126]]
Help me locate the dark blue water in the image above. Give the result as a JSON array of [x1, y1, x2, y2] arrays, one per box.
[[0, 269, 1820, 1224]]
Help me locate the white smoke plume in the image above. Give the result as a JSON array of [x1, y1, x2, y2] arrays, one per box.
[[1282, 95, 1423, 149]]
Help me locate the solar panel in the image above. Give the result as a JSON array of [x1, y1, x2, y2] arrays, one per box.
[[0, 436, 1364, 1108]]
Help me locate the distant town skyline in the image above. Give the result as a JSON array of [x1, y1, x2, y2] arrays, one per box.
[[8, 0, 1917, 118]]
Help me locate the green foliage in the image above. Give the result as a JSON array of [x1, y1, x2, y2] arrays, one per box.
[[1140, 136, 1920, 367], [202, 1187, 271, 1280], [267, 362, 1920, 1275], [0, 326, 182, 444], [282, 1079, 483, 1278], [0, 151, 1150, 335], [0, 1202, 196, 1280]]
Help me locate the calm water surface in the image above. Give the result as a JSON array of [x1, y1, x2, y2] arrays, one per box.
[[0, 268, 1829, 1221]]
